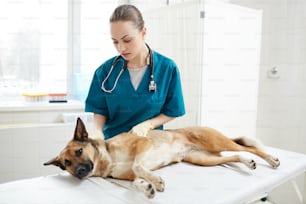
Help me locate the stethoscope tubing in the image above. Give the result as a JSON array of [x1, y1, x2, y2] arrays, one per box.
[[101, 55, 125, 93], [101, 44, 155, 93]]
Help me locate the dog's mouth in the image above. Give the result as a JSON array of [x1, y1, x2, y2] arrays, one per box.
[[75, 161, 94, 179]]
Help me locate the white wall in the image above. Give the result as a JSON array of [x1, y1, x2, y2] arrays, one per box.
[[253, 0, 306, 154], [204, 1, 306, 203]]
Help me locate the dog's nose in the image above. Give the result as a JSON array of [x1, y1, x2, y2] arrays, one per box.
[[76, 165, 90, 179], [75, 161, 94, 179], [76, 165, 88, 178]]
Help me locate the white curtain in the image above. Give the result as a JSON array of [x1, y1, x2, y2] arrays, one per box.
[[143, 0, 203, 128]]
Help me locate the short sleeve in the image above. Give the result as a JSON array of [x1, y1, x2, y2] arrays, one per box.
[[162, 64, 185, 117], [85, 68, 109, 117]]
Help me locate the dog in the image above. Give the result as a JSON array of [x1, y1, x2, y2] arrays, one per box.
[[44, 118, 280, 199]]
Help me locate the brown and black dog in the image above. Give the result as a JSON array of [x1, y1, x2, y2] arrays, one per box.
[[44, 118, 280, 198]]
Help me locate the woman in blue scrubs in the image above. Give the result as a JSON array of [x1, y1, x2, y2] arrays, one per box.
[[85, 4, 185, 139]]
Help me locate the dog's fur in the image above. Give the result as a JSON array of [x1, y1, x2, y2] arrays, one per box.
[[44, 118, 280, 198]]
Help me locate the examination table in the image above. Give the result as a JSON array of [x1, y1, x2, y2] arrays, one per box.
[[0, 147, 306, 204]]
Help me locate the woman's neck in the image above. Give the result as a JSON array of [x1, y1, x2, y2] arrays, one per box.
[[128, 45, 149, 69]]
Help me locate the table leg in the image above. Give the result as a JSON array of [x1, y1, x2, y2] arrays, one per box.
[[304, 172, 306, 204]]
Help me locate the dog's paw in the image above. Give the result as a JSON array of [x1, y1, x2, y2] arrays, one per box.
[[240, 156, 256, 170], [154, 176, 165, 192], [266, 156, 280, 168], [133, 178, 156, 199], [248, 159, 256, 169]]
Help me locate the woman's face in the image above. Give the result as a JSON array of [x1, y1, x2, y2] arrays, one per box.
[[110, 21, 146, 61]]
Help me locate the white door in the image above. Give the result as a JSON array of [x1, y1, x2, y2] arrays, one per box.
[[201, 2, 262, 138]]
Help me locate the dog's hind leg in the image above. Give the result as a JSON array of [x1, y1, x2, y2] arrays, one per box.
[[183, 150, 256, 170], [241, 147, 280, 168], [231, 138, 280, 168], [180, 127, 280, 168]]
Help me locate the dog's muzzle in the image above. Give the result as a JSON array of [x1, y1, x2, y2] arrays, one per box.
[[75, 161, 94, 179]]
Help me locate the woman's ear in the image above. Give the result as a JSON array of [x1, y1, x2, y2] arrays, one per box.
[[141, 26, 147, 39]]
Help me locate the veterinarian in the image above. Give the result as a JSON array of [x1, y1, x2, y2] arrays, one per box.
[[85, 4, 185, 139]]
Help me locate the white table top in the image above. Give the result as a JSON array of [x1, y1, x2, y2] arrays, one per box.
[[1, 147, 306, 204]]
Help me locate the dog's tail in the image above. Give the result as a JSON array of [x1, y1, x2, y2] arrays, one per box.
[[232, 137, 263, 149]]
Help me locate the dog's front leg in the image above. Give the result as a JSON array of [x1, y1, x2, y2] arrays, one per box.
[[132, 162, 165, 192], [131, 161, 165, 199], [133, 177, 156, 199]]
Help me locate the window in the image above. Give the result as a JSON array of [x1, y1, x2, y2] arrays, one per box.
[[76, 0, 117, 101], [0, 0, 117, 102], [0, 0, 68, 100]]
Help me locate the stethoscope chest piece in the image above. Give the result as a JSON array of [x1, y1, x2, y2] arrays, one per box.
[[148, 72, 156, 92], [149, 79, 156, 92]]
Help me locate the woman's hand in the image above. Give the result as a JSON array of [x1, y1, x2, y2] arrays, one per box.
[[130, 114, 175, 137], [129, 120, 154, 137]]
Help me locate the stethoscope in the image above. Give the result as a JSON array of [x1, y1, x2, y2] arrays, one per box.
[[101, 44, 156, 93]]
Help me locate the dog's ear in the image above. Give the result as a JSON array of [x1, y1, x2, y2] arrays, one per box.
[[74, 117, 89, 142], [44, 157, 66, 170]]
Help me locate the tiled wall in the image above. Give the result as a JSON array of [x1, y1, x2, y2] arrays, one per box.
[[201, 0, 306, 154], [253, 0, 306, 154], [202, 1, 306, 203], [0, 124, 74, 183], [0, 100, 85, 124], [0, 101, 94, 183]]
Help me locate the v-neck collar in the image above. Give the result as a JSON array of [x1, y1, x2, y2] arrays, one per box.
[[124, 67, 150, 93]]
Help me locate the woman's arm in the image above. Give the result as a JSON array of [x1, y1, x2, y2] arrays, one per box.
[[92, 113, 107, 139], [149, 113, 174, 129], [130, 114, 175, 136], [93, 113, 106, 130]]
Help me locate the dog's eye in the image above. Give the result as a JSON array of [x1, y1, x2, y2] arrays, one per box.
[[75, 148, 83, 157], [65, 159, 72, 167]]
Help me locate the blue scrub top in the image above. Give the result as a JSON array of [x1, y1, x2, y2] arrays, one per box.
[[85, 50, 185, 139]]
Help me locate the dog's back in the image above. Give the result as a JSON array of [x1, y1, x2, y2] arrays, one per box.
[[107, 127, 266, 165]]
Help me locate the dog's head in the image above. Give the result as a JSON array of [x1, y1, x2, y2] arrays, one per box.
[[44, 118, 99, 179]]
